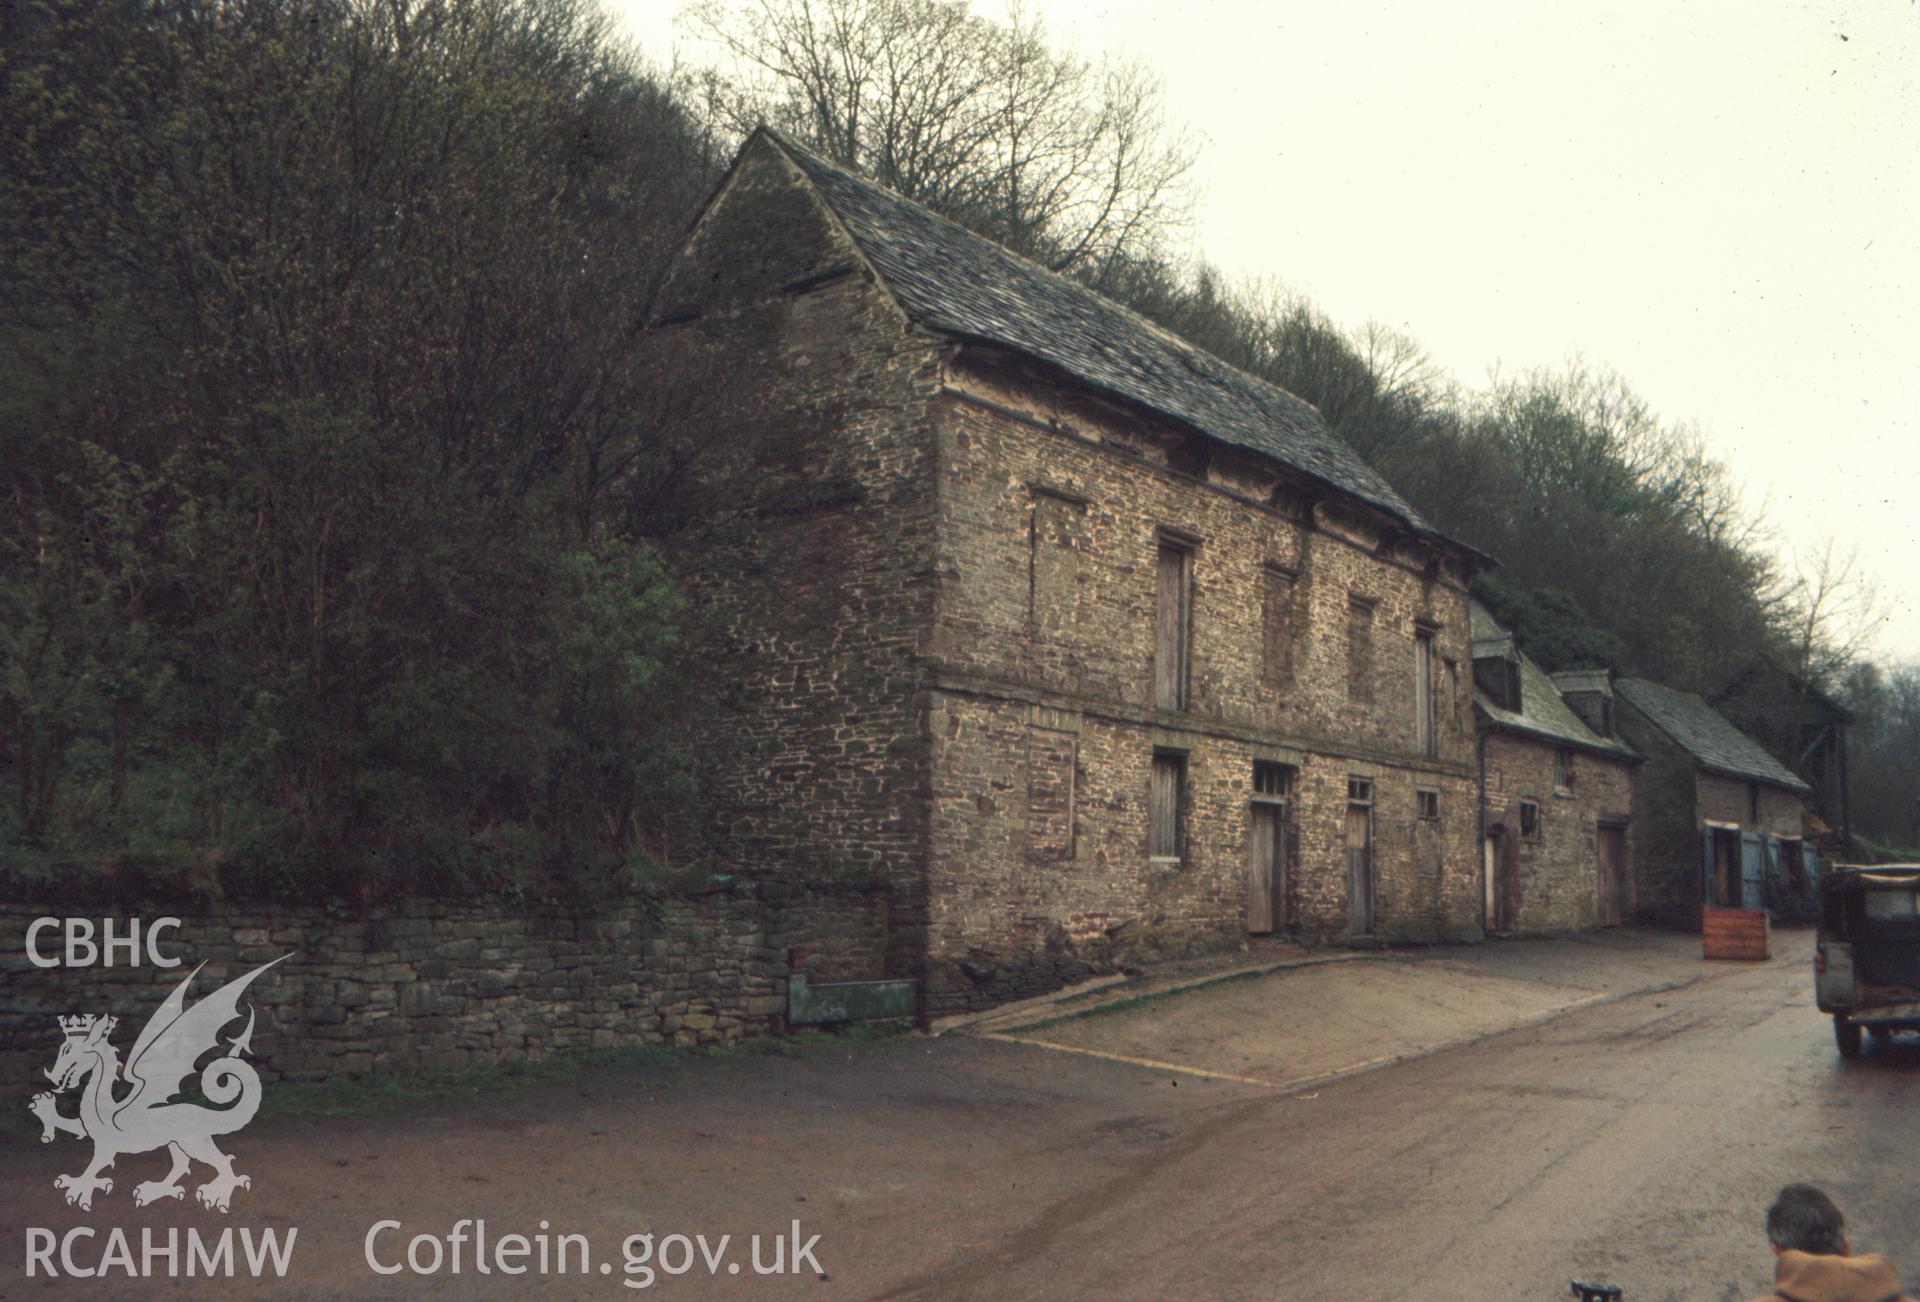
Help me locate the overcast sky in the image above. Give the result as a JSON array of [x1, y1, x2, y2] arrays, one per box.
[[621, 0, 1920, 664]]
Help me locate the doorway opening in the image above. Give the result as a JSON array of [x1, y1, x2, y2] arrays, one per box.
[[1347, 776, 1375, 934], [1247, 761, 1293, 934]]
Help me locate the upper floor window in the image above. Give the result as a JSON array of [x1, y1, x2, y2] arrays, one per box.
[[1415, 626, 1437, 756], [1520, 800, 1541, 840], [1155, 539, 1193, 710], [1262, 566, 1295, 688], [1347, 596, 1375, 704], [1416, 789, 1440, 820], [1554, 748, 1574, 793]]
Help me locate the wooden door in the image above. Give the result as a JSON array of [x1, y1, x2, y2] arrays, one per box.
[[1713, 831, 1741, 907], [1346, 803, 1373, 934], [1740, 833, 1765, 910], [1597, 824, 1628, 926], [1248, 804, 1282, 933], [1484, 834, 1500, 931]]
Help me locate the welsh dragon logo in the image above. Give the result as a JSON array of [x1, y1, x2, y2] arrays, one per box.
[[29, 956, 288, 1213]]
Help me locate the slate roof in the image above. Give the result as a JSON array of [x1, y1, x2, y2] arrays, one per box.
[[1615, 677, 1810, 792], [761, 130, 1458, 547], [1469, 602, 1636, 760]]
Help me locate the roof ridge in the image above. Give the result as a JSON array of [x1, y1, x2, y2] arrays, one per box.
[[759, 131, 1249, 372], [755, 127, 1466, 548], [759, 128, 1338, 428], [1615, 676, 1808, 790]]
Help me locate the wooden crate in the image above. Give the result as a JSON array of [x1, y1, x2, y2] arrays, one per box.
[[1702, 905, 1770, 961]]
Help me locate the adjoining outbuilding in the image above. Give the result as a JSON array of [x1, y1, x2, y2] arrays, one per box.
[[1470, 603, 1640, 932], [1613, 676, 1814, 927]]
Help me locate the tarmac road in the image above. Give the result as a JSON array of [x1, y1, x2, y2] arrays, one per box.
[[893, 932, 1919, 1302], [4, 929, 1913, 1300]]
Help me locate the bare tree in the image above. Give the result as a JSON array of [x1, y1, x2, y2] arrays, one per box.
[[1780, 536, 1890, 686], [678, 0, 1197, 279]]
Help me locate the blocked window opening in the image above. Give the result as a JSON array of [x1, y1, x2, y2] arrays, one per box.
[[1025, 726, 1077, 861], [1029, 490, 1084, 638], [1155, 540, 1193, 711], [1150, 751, 1188, 862]]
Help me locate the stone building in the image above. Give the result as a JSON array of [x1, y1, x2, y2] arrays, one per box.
[[1470, 604, 1639, 932], [1613, 677, 1813, 927], [645, 128, 1490, 1015]]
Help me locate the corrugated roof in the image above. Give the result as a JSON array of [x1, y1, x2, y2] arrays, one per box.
[[1470, 602, 1636, 759], [1616, 677, 1810, 791], [762, 130, 1458, 547]]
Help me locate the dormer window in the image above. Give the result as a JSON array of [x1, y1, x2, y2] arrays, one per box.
[[1473, 642, 1523, 712]]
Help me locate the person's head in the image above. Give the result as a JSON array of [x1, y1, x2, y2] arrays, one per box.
[[1766, 1183, 1850, 1257]]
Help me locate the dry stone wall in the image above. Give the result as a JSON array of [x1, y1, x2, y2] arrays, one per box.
[[0, 883, 870, 1088]]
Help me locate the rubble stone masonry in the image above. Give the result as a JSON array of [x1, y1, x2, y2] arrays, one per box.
[[1619, 701, 1806, 927], [919, 354, 1482, 1010], [1480, 732, 1635, 932], [641, 136, 1486, 1019], [0, 884, 864, 1086]]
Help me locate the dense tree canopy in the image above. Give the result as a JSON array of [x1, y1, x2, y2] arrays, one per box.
[[1, 0, 717, 903], [4, 0, 1908, 898]]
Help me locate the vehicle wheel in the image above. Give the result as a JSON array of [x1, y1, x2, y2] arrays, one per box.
[[1835, 1015, 1863, 1059]]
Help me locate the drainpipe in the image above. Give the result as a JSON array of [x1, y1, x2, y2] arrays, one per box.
[[1476, 727, 1489, 935]]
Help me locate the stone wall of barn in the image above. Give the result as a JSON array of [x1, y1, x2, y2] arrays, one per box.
[[1615, 708, 1707, 927], [638, 138, 1491, 1017], [1697, 773, 1806, 841], [1481, 732, 1636, 932], [643, 134, 947, 988], [917, 353, 1483, 1011]]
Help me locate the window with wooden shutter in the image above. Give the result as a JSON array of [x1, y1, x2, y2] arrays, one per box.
[[1150, 751, 1187, 862], [1155, 542, 1192, 710], [1347, 597, 1375, 704], [1262, 567, 1295, 688], [1415, 628, 1437, 756]]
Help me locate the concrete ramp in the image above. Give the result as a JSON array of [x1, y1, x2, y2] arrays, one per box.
[[998, 959, 1606, 1089]]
